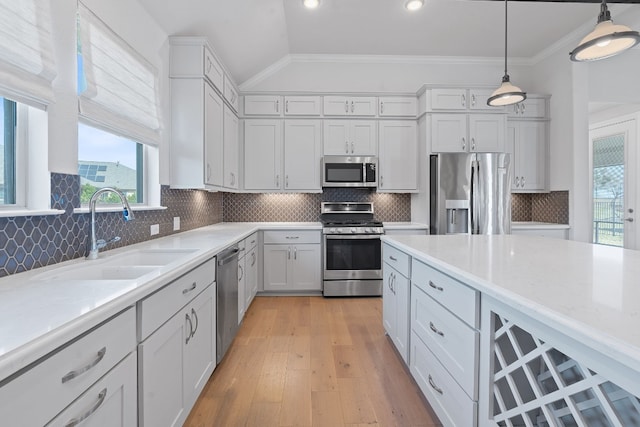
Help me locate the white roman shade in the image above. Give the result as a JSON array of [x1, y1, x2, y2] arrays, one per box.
[[0, 0, 56, 106], [78, 2, 161, 146]]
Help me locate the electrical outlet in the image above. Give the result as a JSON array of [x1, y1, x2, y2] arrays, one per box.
[[173, 216, 180, 231], [150, 224, 160, 236]]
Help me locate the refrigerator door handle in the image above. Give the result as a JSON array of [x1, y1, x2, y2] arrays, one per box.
[[471, 159, 480, 234]]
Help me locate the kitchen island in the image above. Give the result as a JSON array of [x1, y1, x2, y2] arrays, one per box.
[[381, 233, 640, 427]]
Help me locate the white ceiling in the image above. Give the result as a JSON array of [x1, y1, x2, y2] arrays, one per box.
[[138, 0, 627, 85]]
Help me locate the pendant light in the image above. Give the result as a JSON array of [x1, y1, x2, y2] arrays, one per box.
[[570, 0, 640, 62], [405, 0, 424, 11], [303, 0, 320, 9], [487, 0, 526, 107]]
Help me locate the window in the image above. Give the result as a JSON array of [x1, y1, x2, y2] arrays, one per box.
[[78, 122, 144, 205], [0, 97, 16, 205]]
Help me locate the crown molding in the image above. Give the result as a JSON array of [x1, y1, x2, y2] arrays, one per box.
[[239, 55, 292, 91]]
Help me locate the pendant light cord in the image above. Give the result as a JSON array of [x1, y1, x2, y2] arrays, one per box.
[[503, 0, 508, 78]]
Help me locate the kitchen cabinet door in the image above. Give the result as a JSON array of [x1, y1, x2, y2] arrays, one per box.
[[245, 247, 258, 307], [378, 120, 418, 191], [324, 120, 377, 156], [393, 271, 410, 362], [383, 266, 396, 338], [351, 120, 378, 155], [205, 84, 224, 187], [263, 244, 290, 291], [507, 97, 547, 119], [507, 121, 547, 192], [244, 95, 282, 116], [379, 96, 417, 117], [323, 96, 376, 116], [430, 88, 468, 110], [238, 254, 246, 323], [468, 114, 505, 152], [468, 89, 501, 111], [431, 114, 467, 152], [223, 105, 239, 189], [284, 120, 322, 190], [284, 96, 321, 116], [290, 244, 321, 291], [244, 120, 282, 190], [323, 120, 350, 155]]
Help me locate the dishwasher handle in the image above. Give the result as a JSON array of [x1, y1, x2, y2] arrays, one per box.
[[218, 248, 239, 266]]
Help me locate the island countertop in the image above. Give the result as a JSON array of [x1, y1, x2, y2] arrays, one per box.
[[380, 234, 640, 373]]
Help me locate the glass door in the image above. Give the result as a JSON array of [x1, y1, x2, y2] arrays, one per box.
[[590, 118, 637, 249]]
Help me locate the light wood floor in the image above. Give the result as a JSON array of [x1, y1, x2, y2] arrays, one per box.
[[184, 296, 442, 427]]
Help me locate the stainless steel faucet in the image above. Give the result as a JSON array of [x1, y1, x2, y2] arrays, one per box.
[[87, 187, 135, 260]]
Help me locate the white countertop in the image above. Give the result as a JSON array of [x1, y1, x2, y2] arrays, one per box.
[[0, 222, 321, 382], [383, 222, 429, 230], [512, 221, 570, 230], [381, 234, 640, 373]]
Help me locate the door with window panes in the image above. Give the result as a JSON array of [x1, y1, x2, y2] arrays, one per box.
[[590, 118, 638, 249]]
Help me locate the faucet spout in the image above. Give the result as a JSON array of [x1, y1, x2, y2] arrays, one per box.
[[87, 187, 135, 260]]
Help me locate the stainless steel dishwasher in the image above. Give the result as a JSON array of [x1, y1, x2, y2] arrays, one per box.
[[216, 245, 239, 363]]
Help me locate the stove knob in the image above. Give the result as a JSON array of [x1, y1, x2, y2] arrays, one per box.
[[351, 227, 357, 233], [366, 227, 372, 233]]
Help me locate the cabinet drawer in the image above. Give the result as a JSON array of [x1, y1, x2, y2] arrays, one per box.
[[203, 48, 223, 91], [382, 243, 410, 278], [138, 258, 216, 340], [46, 351, 137, 427], [263, 230, 320, 244], [411, 331, 477, 427], [245, 232, 258, 250], [411, 259, 479, 328], [412, 284, 478, 398], [0, 308, 136, 427]]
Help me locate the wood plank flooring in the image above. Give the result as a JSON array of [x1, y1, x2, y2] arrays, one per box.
[[184, 296, 442, 427]]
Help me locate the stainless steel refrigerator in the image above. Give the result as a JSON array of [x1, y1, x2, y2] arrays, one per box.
[[430, 153, 511, 235]]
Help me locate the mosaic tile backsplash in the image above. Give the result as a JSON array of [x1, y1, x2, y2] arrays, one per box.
[[223, 189, 411, 222], [0, 173, 223, 277], [512, 191, 569, 224]]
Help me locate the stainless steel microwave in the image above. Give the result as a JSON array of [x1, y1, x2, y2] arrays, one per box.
[[322, 156, 378, 188]]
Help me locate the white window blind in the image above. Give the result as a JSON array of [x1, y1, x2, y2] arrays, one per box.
[[0, 0, 56, 106], [78, 2, 161, 146]]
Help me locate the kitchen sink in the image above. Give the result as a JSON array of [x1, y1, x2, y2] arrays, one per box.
[[33, 248, 199, 281]]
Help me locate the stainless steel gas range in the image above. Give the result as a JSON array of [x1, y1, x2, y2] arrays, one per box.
[[321, 202, 383, 297]]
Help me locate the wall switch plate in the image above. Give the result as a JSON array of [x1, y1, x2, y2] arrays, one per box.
[[173, 217, 180, 231], [150, 224, 160, 236]]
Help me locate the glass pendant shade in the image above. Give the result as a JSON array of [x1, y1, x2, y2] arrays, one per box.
[[570, 20, 640, 61], [303, 0, 320, 9], [488, 76, 526, 106], [405, 0, 424, 11]]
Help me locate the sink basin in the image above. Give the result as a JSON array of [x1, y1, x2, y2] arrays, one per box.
[[33, 248, 199, 281]]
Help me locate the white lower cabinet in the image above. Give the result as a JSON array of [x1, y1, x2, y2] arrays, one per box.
[[245, 245, 258, 307], [382, 243, 411, 363], [47, 352, 137, 427], [263, 230, 321, 292], [138, 262, 216, 427], [0, 308, 136, 427]]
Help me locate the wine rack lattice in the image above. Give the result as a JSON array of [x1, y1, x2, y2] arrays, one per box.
[[491, 313, 640, 427]]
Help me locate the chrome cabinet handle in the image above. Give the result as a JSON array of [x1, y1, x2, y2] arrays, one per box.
[[429, 322, 445, 337], [345, 141, 349, 153], [251, 252, 256, 266], [521, 176, 525, 187], [285, 100, 289, 113], [429, 281, 443, 291], [191, 308, 198, 337], [389, 255, 397, 262], [294, 247, 297, 260], [345, 100, 349, 113], [61, 347, 106, 384], [471, 94, 476, 107], [238, 263, 244, 281], [286, 175, 289, 188], [351, 142, 354, 153], [428, 375, 443, 395], [461, 94, 466, 107], [522, 103, 526, 114], [185, 313, 193, 344], [276, 174, 280, 187], [351, 101, 354, 113], [276, 99, 279, 113], [380, 174, 383, 188], [288, 247, 291, 260], [380, 101, 384, 114], [462, 137, 466, 151], [182, 282, 197, 295], [471, 137, 476, 151], [64, 388, 107, 427], [206, 57, 212, 74], [515, 177, 520, 187], [285, 236, 300, 239], [207, 163, 211, 181]]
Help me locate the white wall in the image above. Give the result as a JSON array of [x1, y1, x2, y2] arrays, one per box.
[[48, 0, 171, 184], [242, 56, 533, 94]]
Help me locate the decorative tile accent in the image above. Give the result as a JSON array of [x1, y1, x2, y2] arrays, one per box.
[[511, 191, 569, 224], [223, 190, 411, 223], [0, 174, 223, 278]]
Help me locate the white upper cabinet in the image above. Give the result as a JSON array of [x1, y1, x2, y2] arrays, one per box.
[[323, 96, 377, 116], [223, 105, 239, 189], [468, 89, 501, 111], [506, 120, 548, 192], [379, 97, 418, 117], [284, 96, 321, 116], [205, 84, 224, 187], [223, 75, 239, 112], [431, 114, 505, 153], [430, 88, 468, 110], [323, 120, 377, 155], [169, 37, 223, 92], [244, 120, 282, 190], [507, 97, 548, 119], [378, 120, 418, 192], [244, 95, 283, 116], [283, 120, 322, 190]]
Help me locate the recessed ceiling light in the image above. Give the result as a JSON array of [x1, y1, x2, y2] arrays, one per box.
[[405, 0, 424, 11], [303, 0, 320, 9]]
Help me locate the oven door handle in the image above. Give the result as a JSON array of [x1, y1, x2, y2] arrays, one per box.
[[325, 234, 382, 240]]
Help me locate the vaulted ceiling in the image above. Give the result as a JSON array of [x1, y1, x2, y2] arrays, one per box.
[[138, 0, 635, 85]]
